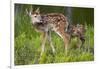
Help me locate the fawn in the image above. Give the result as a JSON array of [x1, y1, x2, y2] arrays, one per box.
[[67, 24, 86, 48], [26, 7, 70, 56]]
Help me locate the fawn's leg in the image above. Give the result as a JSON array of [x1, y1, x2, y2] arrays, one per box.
[[80, 37, 85, 48], [40, 32, 48, 56], [56, 30, 70, 54], [62, 32, 70, 54], [47, 31, 55, 53], [77, 37, 81, 49]]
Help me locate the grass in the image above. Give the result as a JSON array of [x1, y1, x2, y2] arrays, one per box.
[[14, 12, 94, 65]]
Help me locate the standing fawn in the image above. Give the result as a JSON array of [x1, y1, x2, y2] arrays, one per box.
[[26, 8, 70, 56], [67, 24, 86, 49]]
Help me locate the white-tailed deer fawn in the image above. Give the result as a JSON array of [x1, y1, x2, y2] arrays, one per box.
[[67, 24, 86, 48], [26, 7, 70, 56]]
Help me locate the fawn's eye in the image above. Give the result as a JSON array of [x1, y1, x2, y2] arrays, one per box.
[[36, 13, 39, 15]]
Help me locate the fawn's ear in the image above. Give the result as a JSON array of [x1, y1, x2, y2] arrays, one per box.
[[26, 6, 33, 16], [35, 7, 40, 14]]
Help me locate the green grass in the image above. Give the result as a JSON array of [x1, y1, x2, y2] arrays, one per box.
[[14, 12, 94, 65]]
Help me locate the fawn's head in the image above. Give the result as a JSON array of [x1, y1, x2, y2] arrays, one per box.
[[26, 7, 42, 24], [70, 24, 85, 37], [68, 24, 82, 36]]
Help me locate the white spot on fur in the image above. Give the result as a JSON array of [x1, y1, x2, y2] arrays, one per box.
[[58, 22, 60, 25]]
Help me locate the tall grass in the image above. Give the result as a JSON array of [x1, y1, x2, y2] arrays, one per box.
[[14, 11, 94, 65]]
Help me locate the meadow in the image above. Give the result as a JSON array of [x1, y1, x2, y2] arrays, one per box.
[[14, 4, 94, 65]]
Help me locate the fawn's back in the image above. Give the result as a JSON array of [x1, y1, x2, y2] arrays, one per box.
[[41, 13, 69, 33]]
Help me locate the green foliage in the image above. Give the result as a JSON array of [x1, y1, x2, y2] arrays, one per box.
[[14, 4, 94, 65]]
